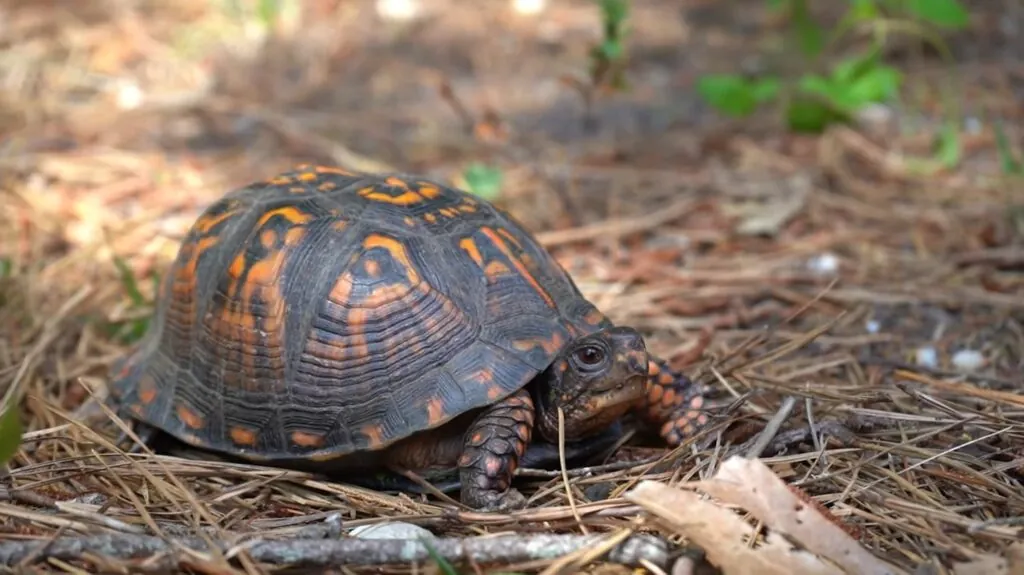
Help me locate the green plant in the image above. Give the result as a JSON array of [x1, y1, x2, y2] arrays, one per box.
[[696, 0, 970, 165], [995, 122, 1023, 176], [461, 162, 504, 201], [104, 255, 157, 344], [589, 0, 631, 92]]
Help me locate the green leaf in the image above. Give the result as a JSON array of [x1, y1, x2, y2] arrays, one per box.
[[843, 65, 902, 106], [257, 0, 282, 27], [596, 0, 629, 27], [751, 77, 782, 103], [765, 0, 789, 11], [113, 255, 146, 307], [462, 163, 504, 201], [786, 98, 845, 133], [0, 400, 23, 468], [848, 0, 880, 21], [0, 258, 11, 279], [791, 0, 825, 57], [995, 122, 1024, 175], [696, 74, 760, 117], [934, 122, 961, 168], [906, 0, 969, 28]]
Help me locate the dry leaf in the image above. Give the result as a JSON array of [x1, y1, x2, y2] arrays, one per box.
[[626, 480, 843, 575], [691, 456, 907, 575]]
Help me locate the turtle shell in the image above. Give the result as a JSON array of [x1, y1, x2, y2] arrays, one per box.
[[111, 165, 614, 461]]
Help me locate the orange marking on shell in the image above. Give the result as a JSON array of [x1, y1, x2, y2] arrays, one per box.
[[658, 372, 674, 386], [137, 374, 159, 405], [291, 431, 326, 448], [361, 234, 419, 283], [364, 259, 381, 278], [471, 431, 484, 444], [194, 203, 240, 234], [256, 206, 314, 228], [384, 176, 411, 190], [328, 271, 355, 306], [484, 260, 511, 280], [289, 186, 305, 194], [361, 283, 413, 309], [362, 424, 386, 448], [176, 404, 204, 429], [480, 227, 555, 307], [230, 426, 258, 446], [584, 309, 607, 326], [439, 207, 458, 218], [315, 166, 354, 176], [496, 228, 524, 249], [647, 361, 662, 377], [487, 384, 505, 400], [298, 171, 318, 182], [424, 213, 437, 223], [512, 331, 565, 355], [403, 216, 416, 227], [419, 185, 441, 199], [268, 176, 293, 185], [459, 238, 484, 267], [459, 204, 477, 213], [426, 397, 446, 426], [358, 185, 423, 206], [259, 229, 277, 248]]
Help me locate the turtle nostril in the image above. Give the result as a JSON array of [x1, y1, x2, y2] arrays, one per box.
[[626, 351, 647, 374]]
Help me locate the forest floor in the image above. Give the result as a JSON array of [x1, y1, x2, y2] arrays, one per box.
[[1, 1, 1023, 573]]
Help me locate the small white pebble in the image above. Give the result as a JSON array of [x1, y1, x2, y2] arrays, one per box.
[[116, 81, 144, 110], [350, 521, 436, 540], [915, 346, 938, 368], [807, 252, 840, 275], [512, 0, 546, 15], [865, 319, 881, 334], [376, 0, 420, 20], [951, 349, 986, 372]]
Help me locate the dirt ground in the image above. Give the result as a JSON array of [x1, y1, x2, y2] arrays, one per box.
[[1, 0, 1023, 573]]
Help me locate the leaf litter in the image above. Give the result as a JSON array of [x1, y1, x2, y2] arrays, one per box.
[[1, 1, 1023, 574]]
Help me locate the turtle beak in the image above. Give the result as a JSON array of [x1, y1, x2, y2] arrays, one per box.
[[586, 373, 647, 412]]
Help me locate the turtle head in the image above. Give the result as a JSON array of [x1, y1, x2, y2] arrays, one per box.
[[533, 326, 649, 442]]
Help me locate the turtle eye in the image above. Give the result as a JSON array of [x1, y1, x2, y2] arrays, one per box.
[[573, 345, 605, 368]]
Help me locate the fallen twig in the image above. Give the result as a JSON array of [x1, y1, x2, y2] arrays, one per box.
[[0, 531, 668, 569]]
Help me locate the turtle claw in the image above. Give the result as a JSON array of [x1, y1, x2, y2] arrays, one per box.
[[469, 487, 528, 512]]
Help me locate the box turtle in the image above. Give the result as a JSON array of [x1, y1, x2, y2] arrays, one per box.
[[108, 165, 710, 511]]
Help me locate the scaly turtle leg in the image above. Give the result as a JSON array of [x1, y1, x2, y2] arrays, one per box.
[[638, 357, 710, 446], [457, 388, 535, 511]]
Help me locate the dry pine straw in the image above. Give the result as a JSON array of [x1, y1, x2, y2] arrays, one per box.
[[1, 135, 1023, 575]]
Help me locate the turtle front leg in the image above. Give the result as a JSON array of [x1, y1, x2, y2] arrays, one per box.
[[637, 357, 710, 446], [458, 388, 534, 511]]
